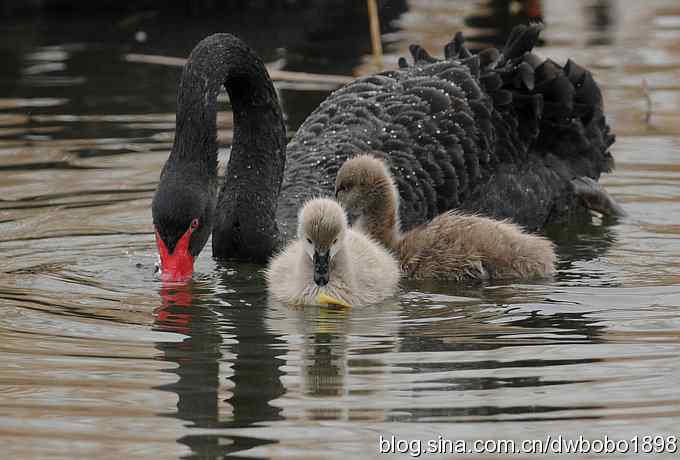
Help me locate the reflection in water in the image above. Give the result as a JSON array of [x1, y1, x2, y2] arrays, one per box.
[[547, 217, 618, 266], [586, 0, 616, 46], [156, 284, 195, 334], [265, 301, 401, 426], [464, 0, 616, 51], [303, 308, 350, 400], [156, 278, 286, 458], [156, 283, 229, 457], [465, 0, 544, 50]]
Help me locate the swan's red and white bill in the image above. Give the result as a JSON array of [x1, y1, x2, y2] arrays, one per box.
[[155, 228, 194, 282]]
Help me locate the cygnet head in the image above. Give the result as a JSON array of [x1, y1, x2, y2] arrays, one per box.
[[298, 198, 348, 287], [335, 153, 399, 229]]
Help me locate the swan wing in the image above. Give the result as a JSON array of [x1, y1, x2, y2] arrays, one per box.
[[278, 24, 614, 233]]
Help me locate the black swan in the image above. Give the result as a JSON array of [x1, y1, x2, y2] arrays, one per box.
[[152, 24, 619, 281]]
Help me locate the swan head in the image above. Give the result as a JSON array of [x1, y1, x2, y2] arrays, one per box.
[[298, 198, 348, 287], [152, 176, 214, 282], [335, 153, 398, 226]]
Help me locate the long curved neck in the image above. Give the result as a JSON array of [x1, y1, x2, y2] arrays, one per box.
[[172, 34, 286, 262], [363, 179, 401, 251]]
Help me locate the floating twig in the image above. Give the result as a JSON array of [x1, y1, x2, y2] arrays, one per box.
[[123, 53, 353, 89]]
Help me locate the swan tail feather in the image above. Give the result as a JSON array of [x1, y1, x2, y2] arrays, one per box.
[[443, 24, 615, 178], [283, 24, 614, 233]]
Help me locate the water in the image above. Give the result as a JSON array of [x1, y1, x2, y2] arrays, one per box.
[[1, 0, 680, 458]]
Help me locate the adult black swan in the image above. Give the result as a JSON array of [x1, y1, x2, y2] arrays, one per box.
[[152, 24, 620, 281]]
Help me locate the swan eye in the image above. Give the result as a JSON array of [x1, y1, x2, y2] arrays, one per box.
[[306, 238, 313, 244], [332, 239, 338, 245], [190, 218, 200, 230]]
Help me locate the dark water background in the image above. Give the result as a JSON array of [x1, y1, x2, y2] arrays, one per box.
[[1, 0, 680, 458]]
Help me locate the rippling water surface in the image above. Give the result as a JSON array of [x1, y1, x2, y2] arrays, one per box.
[[1, 0, 680, 458]]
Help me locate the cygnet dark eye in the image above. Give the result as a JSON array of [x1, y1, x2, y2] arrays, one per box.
[[190, 218, 200, 230], [333, 239, 338, 245], [306, 238, 313, 244]]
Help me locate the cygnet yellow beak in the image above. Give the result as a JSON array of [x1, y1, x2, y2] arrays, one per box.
[[316, 292, 352, 308]]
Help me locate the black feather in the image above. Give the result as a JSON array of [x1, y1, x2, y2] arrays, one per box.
[[502, 23, 543, 61], [274, 24, 616, 236], [516, 62, 535, 90], [479, 48, 500, 69], [409, 44, 437, 64], [524, 52, 543, 69]]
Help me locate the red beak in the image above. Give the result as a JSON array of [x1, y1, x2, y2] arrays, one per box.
[[155, 228, 194, 282]]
